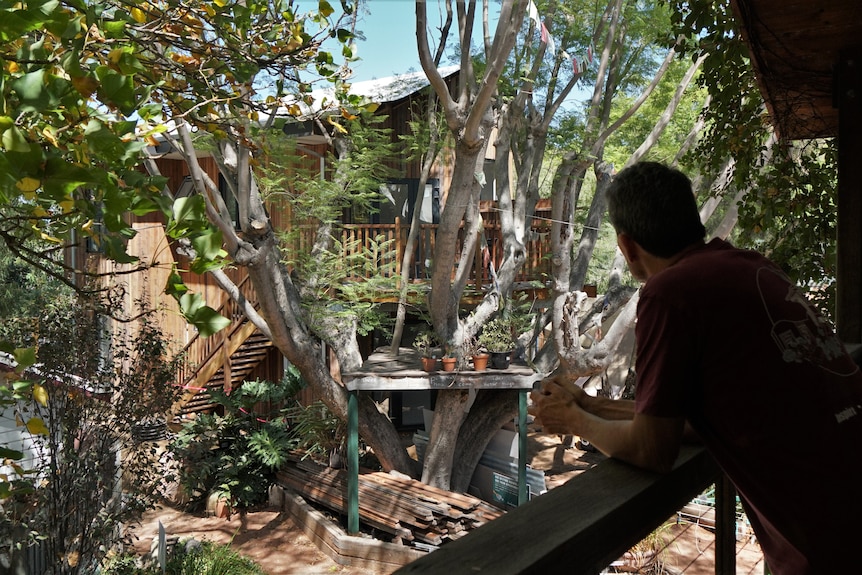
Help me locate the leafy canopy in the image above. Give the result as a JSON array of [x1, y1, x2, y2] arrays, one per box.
[[1, 0, 356, 330]]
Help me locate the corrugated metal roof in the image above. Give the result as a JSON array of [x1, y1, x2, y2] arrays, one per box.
[[280, 65, 460, 119]]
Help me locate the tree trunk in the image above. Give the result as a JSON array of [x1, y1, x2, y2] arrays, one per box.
[[450, 390, 519, 492], [421, 390, 472, 488]]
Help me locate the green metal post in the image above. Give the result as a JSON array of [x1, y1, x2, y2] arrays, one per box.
[[518, 390, 528, 505], [347, 390, 359, 534]]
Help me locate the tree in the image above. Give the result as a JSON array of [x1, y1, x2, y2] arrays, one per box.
[[412, 0, 713, 489], [0, 298, 182, 574]]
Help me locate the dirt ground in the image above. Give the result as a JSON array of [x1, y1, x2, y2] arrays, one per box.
[[130, 504, 381, 575], [127, 431, 764, 575]]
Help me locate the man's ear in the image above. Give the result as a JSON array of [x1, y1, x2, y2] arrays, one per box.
[[617, 232, 640, 263]]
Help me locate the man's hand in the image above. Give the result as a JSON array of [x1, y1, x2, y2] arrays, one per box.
[[528, 375, 588, 435]]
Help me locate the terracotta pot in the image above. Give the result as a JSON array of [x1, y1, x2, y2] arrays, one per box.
[[582, 284, 598, 298], [421, 357, 437, 372], [215, 496, 231, 519], [441, 357, 457, 371], [472, 354, 489, 371]]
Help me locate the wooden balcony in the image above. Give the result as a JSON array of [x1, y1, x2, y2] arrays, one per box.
[[289, 214, 554, 298], [393, 446, 745, 575]]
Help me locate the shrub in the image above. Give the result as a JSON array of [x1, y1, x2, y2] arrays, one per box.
[[169, 371, 304, 510], [101, 541, 266, 575]]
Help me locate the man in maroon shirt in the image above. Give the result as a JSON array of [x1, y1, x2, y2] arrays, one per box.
[[530, 161, 862, 575]]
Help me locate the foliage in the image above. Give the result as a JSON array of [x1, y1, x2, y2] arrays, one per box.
[[665, 0, 838, 315], [165, 540, 267, 575], [615, 521, 676, 574], [0, 296, 181, 574], [169, 374, 301, 510], [0, 240, 74, 319], [282, 400, 346, 463], [0, 0, 357, 335], [0, 0, 169, 281], [290, 233, 400, 338], [412, 328, 439, 358], [101, 540, 266, 575], [460, 333, 482, 358], [478, 317, 516, 353], [267, 112, 398, 224]]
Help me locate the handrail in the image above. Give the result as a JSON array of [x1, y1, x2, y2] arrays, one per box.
[[393, 446, 731, 575], [174, 273, 257, 397]]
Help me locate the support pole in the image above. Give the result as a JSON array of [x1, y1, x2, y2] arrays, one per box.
[[347, 391, 359, 534], [518, 390, 528, 505], [837, 47, 862, 342]]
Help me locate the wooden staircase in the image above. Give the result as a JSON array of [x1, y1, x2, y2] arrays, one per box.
[[172, 276, 274, 417], [177, 325, 274, 416]]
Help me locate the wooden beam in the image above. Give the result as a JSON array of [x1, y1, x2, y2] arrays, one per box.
[[393, 446, 721, 575], [837, 47, 862, 342]]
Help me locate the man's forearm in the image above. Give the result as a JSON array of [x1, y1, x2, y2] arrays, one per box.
[[582, 395, 636, 421]]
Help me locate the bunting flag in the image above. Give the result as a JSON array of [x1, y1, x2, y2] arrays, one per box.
[[527, 0, 594, 75], [540, 23, 555, 53]]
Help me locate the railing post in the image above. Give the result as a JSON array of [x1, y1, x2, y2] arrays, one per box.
[[714, 474, 737, 575]]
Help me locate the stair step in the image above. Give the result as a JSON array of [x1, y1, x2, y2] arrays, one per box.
[[176, 327, 275, 416]]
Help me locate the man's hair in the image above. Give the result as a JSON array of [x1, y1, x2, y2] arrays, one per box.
[[607, 162, 706, 258]]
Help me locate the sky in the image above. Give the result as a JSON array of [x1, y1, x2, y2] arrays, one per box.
[[350, 1, 423, 82], [347, 1, 502, 83]]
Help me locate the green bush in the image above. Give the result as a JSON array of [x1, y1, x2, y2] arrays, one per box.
[[101, 541, 266, 575], [168, 541, 267, 575], [169, 375, 300, 510]]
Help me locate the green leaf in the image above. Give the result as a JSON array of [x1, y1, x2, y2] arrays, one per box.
[[102, 235, 138, 264], [191, 229, 224, 261], [1, 126, 31, 153], [0, 8, 48, 43], [0, 447, 24, 460], [165, 271, 189, 297], [42, 158, 96, 197], [95, 67, 136, 116], [13, 347, 36, 370], [178, 293, 230, 337], [189, 257, 227, 275], [169, 195, 208, 237], [11, 69, 61, 112]]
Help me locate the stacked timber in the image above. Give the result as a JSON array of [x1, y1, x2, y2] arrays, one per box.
[[276, 455, 504, 548]]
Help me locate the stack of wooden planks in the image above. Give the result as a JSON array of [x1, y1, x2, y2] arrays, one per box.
[[276, 455, 505, 548]]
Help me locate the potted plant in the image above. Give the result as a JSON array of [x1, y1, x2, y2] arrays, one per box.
[[462, 334, 489, 371], [478, 317, 515, 369], [413, 329, 439, 372]]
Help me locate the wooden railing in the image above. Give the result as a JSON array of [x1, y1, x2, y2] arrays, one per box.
[[174, 274, 259, 404], [291, 217, 553, 293], [394, 446, 740, 575]]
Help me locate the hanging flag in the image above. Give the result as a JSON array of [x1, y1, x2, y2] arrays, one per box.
[[541, 23, 555, 53], [525, 0, 592, 73], [528, 0, 540, 25]]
